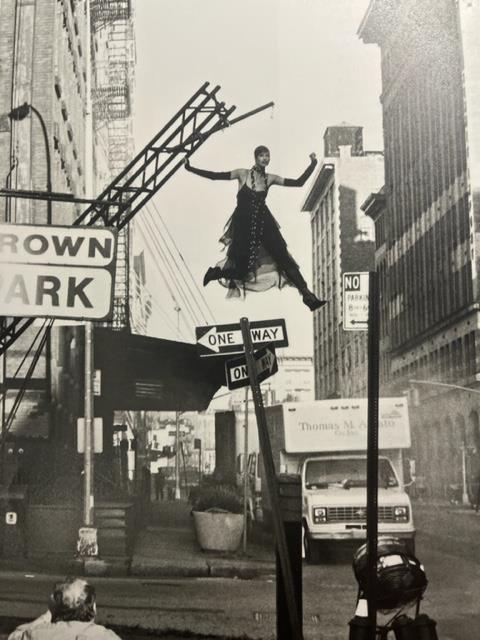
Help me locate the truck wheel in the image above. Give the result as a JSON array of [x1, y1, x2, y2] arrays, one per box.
[[304, 528, 321, 564]]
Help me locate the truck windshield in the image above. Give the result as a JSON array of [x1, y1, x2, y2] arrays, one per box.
[[304, 458, 398, 489]]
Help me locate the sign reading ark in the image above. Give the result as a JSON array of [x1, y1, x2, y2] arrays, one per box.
[[0, 223, 117, 321]]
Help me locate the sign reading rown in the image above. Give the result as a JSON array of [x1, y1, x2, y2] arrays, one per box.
[[0, 224, 117, 320]]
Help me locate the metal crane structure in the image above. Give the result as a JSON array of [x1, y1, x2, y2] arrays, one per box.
[[0, 82, 274, 355]]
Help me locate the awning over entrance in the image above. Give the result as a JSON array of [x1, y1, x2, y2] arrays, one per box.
[[94, 328, 228, 412]]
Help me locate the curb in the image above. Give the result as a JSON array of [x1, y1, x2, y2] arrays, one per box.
[[0, 555, 275, 580], [130, 558, 275, 579]]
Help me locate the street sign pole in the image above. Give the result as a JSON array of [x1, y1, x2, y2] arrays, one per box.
[[240, 317, 303, 640], [366, 271, 380, 637], [79, 0, 97, 559], [243, 385, 249, 553]]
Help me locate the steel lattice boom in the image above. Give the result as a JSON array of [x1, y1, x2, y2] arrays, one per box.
[[0, 83, 274, 355]]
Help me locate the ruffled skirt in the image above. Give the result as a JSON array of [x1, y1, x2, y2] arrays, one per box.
[[214, 202, 301, 299]]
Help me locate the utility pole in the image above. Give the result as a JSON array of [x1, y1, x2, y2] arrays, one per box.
[[174, 305, 182, 500], [78, 0, 96, 555], [175, 412, 181, 500]]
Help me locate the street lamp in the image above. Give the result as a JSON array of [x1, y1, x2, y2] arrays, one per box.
[[8, 102, 52, 224]]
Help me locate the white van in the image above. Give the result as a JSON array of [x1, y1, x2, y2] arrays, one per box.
[[262, 398, 415, 562]]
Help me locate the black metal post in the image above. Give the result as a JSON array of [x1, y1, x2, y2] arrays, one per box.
[[276, 474, 302, 640], [240, 317, 303, 640], [366, 271, 380, 638]]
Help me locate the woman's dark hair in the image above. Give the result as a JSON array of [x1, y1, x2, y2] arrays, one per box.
[[49, 577, 96, 622], [254, 145, 270, 159]]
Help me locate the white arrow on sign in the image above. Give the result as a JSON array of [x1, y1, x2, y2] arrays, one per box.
[[198, 324, 285, 354], [198, 326, 243, 353]]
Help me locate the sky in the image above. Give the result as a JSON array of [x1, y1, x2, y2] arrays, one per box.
[[132, 0, 383, 355]]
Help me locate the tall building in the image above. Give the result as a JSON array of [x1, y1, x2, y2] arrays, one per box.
[[0, 0, 135, 493], [302, 126, 384, 399], [0, 0, 90, 488], [361, 187, 390, 386], [359, 0, 480, 499], [130, 251, 153, 335]]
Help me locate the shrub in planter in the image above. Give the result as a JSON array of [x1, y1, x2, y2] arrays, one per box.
[[192, 484, 243, 514], [191, 484, 244, 552]]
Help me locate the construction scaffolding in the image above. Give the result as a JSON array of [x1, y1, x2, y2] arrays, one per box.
[[92, 8, 135, 330]]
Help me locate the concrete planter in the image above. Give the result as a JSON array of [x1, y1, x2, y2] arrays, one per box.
[[193, 510, 244, 552]]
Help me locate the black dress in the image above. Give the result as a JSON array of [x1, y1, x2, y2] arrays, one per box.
[[215, 182, 308, 298]]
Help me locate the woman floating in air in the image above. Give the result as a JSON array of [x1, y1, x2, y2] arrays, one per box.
[[184, 146, 325, 311]]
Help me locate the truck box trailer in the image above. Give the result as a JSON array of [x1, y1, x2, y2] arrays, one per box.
[[262, 398, 415, 562]]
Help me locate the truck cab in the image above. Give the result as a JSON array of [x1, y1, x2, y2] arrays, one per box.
[[261, 398, 416, 563], [302, 453, 414, 562]]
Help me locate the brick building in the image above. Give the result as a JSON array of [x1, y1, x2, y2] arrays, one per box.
[[0, 0, 90, 494], [359, 0, 480, 500], [0, 0, 135, 502], [302, 125, 384, 399]]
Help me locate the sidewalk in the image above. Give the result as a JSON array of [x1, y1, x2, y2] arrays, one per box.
[[130, 499, 275, 579]]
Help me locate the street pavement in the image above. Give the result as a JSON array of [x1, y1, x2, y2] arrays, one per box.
[[0, 499, 478, 638], [0, 533, 478, 639]]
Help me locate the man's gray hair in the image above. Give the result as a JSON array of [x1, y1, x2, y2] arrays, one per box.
[[49, 577, 96, 622]]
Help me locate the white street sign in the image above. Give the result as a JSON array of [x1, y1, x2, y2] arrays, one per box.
[[5, 512, 17, 525], [77, 418, 103, 453], [0, 224, 115, 266], [0, 224, 116, 320], [225, 345, 278, 390], [196, 318, 288, 357], [343, 272, 369, 331], [0, 263, 113, 319]]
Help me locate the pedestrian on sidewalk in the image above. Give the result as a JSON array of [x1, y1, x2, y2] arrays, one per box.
[[155, 467, 166, 501], [7, 577, 121, 640]]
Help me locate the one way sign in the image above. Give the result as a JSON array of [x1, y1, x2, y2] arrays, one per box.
[[196, 318, 288, 357], [225, 345, 278, 390]]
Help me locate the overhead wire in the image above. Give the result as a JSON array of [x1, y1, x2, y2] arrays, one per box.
[[145, 200, 216, 324], [143, 204, 211, 325], [136, 223, 196, 333], [139, 216, 201, 328], [96, 127, 203, 338], [96, 127, 215, 336], [144, 288, 192, 341]]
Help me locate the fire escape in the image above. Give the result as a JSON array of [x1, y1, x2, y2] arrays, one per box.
[[92, 0, 134, 330]]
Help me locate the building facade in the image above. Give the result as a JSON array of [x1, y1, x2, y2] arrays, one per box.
[[0, 0, 135, 500], [302, 126, 384, 400], [359, 0, 480, 500], [0, 0, 89, 491]]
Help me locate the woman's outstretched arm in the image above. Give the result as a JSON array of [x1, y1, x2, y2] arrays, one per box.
[[269, 153, 318, 187], [184, 158, 237, 181]]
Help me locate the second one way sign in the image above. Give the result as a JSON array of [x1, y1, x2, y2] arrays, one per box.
[[225, 345, 277, 390]]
